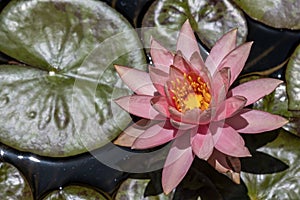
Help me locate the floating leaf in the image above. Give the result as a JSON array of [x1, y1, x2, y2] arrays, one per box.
[[241, 130, 300, 200], [43, 185, 109, 200], [286, 43, 300, 111], [0, 162, 33, 199], [142, 0, 247, 51], [253, 83, 300, 137], [233, 0, 300, 30], [0, 0, 146, 156]]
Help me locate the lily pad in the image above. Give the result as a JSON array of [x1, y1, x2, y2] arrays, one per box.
[[43, 185, 108, 200], [241, 130, 300, 200], [0, 0, 146, 156], [233, 0, 300, 30], [253, 83, 300, 136], [142, 0, 247, 51], [286, 43, 300, 111], [0, 162, 33, 199]]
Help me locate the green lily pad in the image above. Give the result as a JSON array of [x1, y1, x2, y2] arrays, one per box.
[[233, 0, 300, 30], [43, 185, 109, 200], [142, 0, 247, 51], [115, 178, 174, 200], [286, 43, 300, 111], [241, 130, 300, 200], [0, 162, 33, 199], [0, 0, 146, 156], [253, 83, 300, 137]]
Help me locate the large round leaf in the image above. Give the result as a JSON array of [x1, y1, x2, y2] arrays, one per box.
[[233, 0, 300, 30], [241, 130, 300, 199], [0, 0, 146, 156], [0, 162, 33, 199], [142, 0, 247, 51]]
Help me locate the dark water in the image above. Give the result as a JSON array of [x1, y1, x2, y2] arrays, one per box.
[[1, 0, 300, 199]]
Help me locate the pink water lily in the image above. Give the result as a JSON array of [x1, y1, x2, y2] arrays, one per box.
[[114, 20, 288, 194]]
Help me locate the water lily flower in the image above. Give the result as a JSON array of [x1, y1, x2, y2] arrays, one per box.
[[113, 20, 288, 194]]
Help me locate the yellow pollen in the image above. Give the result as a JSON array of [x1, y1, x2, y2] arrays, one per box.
[[170, 73, 211, 113]]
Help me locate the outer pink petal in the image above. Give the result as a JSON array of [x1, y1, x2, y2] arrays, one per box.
[[218, 42, 253, 86], [151, 96, 170, 118], [114, 119, 155, 147], [213, 123, 251, 157], [149, 66, 169, 96], [162, 133, 194, 194], [191, 125, 214, 160], [226, 109, 288, 133], [115, 65, 156, 95], [169, 107, 212, 125], [150, 39, 174, 74], [132, 121, 178, 149], [114, 95, 165, 120], [176, 20, 201, 61], [205, 29, 237, 75], [214, 96, 246, 121], [228, 78, 283, 106]]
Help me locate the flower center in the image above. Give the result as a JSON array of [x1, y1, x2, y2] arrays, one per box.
[[170, 73, 211, 113]]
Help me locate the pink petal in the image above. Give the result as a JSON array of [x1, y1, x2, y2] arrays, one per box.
[[169, 65, 184, 81], [114, 95, 165, 120], [150, 39, 174, 74], [212, 123, 251, 157], [173, 51, 191, 73], [212, 67, 231, 105], [149, 66, 169, 96], [207, 149, 231, 173], [114, 119, 156, 147], [151, 96, 170, 117], [208, 149, 231, 173], [115, 65, 156, 95], [214, 96, 246, 121], [162, 133, 194, 194], [176, 20, 200, 60], [132, 121, 178, 149], [164, 82, 176, 107], [218, 42, 253, 86], [190, 52, 212, 84], [205, 29, 237, 74], [169, 107, 212, 125], [226, 109, 288, 133], [191, 125, 214, 160], [170, 119, 198, 130], [228, 78, 283, 106]]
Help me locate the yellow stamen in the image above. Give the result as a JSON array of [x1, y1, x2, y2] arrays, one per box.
[[170, 73, 211, 113]]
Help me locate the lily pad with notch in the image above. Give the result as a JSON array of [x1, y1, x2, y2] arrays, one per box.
[[141, 0, 247, 52], [0, 0, 146, 157]]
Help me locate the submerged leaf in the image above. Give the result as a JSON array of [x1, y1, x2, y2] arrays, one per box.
[[0, 162, 33, 200], [142, 0, 247, 51], [43, 185, 109, 200], [0, 0, 146, 156], [115, 178, 174, 200]]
